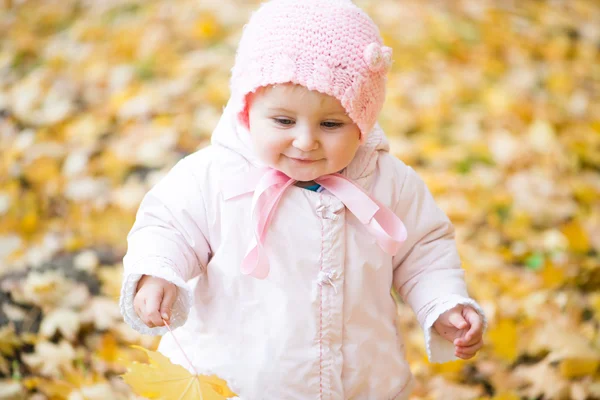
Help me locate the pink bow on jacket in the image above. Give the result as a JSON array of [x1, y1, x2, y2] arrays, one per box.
[[224, 168, 408, 279]]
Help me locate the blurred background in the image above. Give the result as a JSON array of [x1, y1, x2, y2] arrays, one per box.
[[0, 0, 599, 398]]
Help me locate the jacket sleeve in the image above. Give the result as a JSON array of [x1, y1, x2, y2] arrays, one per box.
[[119, 158, 211, 336], [391, 165, 487, 363]]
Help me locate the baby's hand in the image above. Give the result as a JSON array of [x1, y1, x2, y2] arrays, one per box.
[[433, 304, 484, 360], [133, 275, 177, 328]]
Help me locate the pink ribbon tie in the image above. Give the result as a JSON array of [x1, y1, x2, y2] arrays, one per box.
[[316, 173, 407, 255], [224, 169, 407, 279]]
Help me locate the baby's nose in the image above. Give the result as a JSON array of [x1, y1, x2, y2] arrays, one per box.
[[292, 129, 319, 151]]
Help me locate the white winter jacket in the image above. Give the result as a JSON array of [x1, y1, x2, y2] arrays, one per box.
[[119, 102, 485, 400]]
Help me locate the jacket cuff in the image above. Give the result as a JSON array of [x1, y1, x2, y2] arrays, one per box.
[[119, 259, 193, 336], [422, 295, 487, 363]]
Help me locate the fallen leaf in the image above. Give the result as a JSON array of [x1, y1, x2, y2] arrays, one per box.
[[486, 318, 519, 363], [80, 296, 122, 331], [0, 325, 21, 358], [560, 220, 591, 254], [122, 346, 236, 400], [559, 358, 599, 379], [39, 309, 81, 341], [514, 357, 570, 399], [22, 340, 77, 378]]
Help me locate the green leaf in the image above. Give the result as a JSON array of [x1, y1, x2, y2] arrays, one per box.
[[525, 253, 545, 270]]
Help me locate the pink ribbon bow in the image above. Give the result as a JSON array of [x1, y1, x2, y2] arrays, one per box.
[[224, 168, 407, 279]]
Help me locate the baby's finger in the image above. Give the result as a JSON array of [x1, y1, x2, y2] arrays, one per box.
[[145, 295, 165, 327], [456, 339, 483, 356], [147, 308, 165, 327], [463, 307, 483, 341], [140, 312, 155, 328], [454, 331, 482, 347], [455, 343, 482, 359], [137, 300, 154, 328], [143, 318, 156, 328], [160, 286, 176, 322], [136, 307, 153, 328], [455, 350, 477, 360], [447, 310, 469, 330]]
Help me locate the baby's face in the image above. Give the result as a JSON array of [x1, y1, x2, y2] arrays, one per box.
[[248, 84, 361, 182]]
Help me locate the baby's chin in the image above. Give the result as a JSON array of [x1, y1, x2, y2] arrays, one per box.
[[284, 170, 321, 182], [279, 165, 324, 182]]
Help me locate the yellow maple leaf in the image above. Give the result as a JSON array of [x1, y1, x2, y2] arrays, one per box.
[[487, 318, 519, 363], [122, 346, 236, 400], [560, 220, 590, 253], [23, 367, 107, 399], [559, 358, 600, 379], [491, 392, 521, 400]]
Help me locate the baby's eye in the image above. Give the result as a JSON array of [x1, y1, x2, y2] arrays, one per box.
[[274, 118, 295, 126], [321, 121, 344, 129]]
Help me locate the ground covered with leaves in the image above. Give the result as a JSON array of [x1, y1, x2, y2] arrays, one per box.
[[0, 0, 599, 399]]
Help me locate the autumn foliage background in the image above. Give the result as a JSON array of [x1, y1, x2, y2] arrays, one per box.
[[1, 0, 599, 399]]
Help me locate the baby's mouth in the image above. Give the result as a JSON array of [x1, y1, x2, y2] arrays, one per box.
[[287, 156, 321, 164]]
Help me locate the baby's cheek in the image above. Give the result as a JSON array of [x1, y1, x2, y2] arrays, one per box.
[[265, 141, 285, 160], [331, 147, 357, 171], [255, 141, 281, 166]]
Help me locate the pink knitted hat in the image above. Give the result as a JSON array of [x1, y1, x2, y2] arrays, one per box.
[[229, 0, 392, 141]]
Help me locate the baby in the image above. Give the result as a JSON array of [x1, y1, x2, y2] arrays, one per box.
[[119, 1, 486, 399]]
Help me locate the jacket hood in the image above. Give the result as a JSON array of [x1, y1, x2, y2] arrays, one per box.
[[210, 99, 390, 184]]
